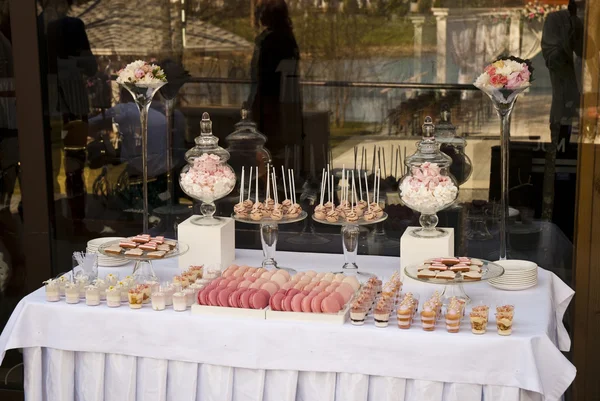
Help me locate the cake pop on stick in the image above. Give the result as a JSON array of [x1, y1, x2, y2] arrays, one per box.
[[346, 170, 359, 223], [271, 171, 283, 220], [281, 165, 291, 211], [324, 164, 332, 208], [363, 172, 375, 221], [352, 170, 363, 217], [287, 169, 301, 218], [370, 169, 383, 218], [314, 169, 327, 219], [326, 173, 339, 222], [263, 163, 273, 217], [250, 166, 263, 220], [234, 167, 246, 216], [243, 166, 254, 211]]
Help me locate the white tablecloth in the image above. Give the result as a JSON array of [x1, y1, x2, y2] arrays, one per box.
[[0, 250, 575, 401]]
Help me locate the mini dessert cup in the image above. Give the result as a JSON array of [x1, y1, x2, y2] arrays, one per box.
[[85, 285, 101, 306], [117, 281, 129, 302], [106, 286, 121, 307], [397, 303, 413, 329], [105, 273, 119, 286], [64, 282, 80, 304], [495, 312, 514, 336], [470, 312, 487, 334], [183, 288, 196, 307], [445, 308, 461, 333], [374, 307, 391, 328], [57, 276, 70, 297], [161, 283, 175, 306], [138, 284, 151, 304], [128, 288, 144, 309], [172, 292, 187, 312], [151, 291, 166, 311], [173, 275, 190, 289], [145, 279, 160, 295], [75, 275, 90, 298], [44, 279, 60, 302], [350, 305, 367, 326], [420, 309, 436, 331], [93, 279, 107, 301], [495, 304, 514, 316]]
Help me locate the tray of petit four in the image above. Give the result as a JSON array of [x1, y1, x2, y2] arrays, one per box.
[[405, 257, 504, 284], [192, 265, 360, 324], [97, 234, 189, 260]]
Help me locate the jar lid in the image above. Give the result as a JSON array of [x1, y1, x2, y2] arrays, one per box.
[[226, 109, 267, 145], [185, 112, 231, 163], [405, 116, 452, 168]]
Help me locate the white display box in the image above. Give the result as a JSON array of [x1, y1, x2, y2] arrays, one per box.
[[177, 216, 235, 270], [191, 304, 266, 319], [265, 303, 351, 325], [400, 227, 454, 281]]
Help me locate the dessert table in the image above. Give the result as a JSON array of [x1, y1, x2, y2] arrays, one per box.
[[0, 250, 574, 401]]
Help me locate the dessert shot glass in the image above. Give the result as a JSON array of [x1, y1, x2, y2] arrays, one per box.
[[470, 311, 488, 334], [495, 311, 514, 336]]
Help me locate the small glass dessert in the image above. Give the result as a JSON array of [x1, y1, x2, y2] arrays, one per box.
[[43, 279, 60, 302], [105, 273, 119, 287], [173, 275, 190, 289], [172, 292, 187, 312], [85, 285, 101, 306], [445, 307, 461, 333], [470, 311, 488, 334], [64, 282, 80, 304], [93, 278, 107, 301], [373, 304, 391, 328], [139, 284, 151, 304], [183, 288, 196, 307], [495, 311, 514, 336], [396, 302, 413, 329], [75, 274, 90, 298], [57, 275, 70, 297], [420, 302, 436, 331], [117, 281, 129, 303], [151, 291, 166, 311], [128, 287, 144, 309], [350, 305, 367, 326], [145, 279, 160, 295], [106, 286, 121, 307], [161, 283, 175, 306]]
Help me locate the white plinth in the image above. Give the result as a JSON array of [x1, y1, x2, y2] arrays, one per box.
[[400, 227, 454, 281], [177, 216, 235, 270]]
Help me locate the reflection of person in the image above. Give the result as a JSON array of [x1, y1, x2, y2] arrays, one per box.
[[540, 0, 584, 219], [88, 90, 186, 208], [39, 0, 98, 233], [248, 0, 303, 169]]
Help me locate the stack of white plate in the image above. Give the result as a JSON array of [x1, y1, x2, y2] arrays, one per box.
[[488, 260, 538, 290], [87, 237, 129, 267]]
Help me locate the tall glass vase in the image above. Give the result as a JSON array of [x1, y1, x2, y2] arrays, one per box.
[[480, 87, 527, 260], [119, 83, 166, 233]]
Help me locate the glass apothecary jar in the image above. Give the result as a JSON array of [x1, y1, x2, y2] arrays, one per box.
[[436, 105, 473, 186], [398, 116, 459, 238], [225, 109, 272, 199], [179, 112, 236, 225]]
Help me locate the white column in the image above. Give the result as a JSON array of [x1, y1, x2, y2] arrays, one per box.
[[410, 16, 426, 83], [433, 8, 449, 85], [509, 11, 521, 56]]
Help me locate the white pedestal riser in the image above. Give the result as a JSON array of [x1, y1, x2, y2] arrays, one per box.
[[177, 216, 235, 271]]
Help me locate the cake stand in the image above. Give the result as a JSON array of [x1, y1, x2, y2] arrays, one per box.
[[404, 258, 504, 303], [97, 239, 189, 279], [232, 211, 307, 273], [312, 213, 388, 278]]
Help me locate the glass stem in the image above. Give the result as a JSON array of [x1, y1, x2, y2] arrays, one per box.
[[261, 223, 279, 268], [164, 98, 175, 209], [495, 101, 515, 261], [139, 102, 151, 233], [341, 224, 360, 270]]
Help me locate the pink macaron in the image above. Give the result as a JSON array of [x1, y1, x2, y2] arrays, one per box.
[[329, 291, 345, 308], [276, 269, 291, 280], [304, 270, 317, 277], [218, 279, 231, 287], [218, 288, 234, 307], [281, 281, 295, 291], [197, 288, 208, 305], [228, 288, 243, 308], [238, 280, 252, 288], [239, 289, 257, 309], [261, 281, 280, 296], [270, 292, 285, 311], [222, 265, 238, 277], [291, 293, 306, 312], [270, 273, 288, 286], [310, 291, 330, 313], [208, 288, 221, 306], [260, 271, 275, 280], [321, 294, 342, 314], [293, 282, 306, 291], [246, 276, 257, 283], [286, 288, 301, 298], [282, 294, 295, 311], [246, 267, 258, 274], [250, 289, 270, 310], [301, 293, 317, 312], [242, 271, 254, 278]]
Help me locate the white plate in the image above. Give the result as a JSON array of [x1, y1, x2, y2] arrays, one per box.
[[493, 273, 537, 280], [489, 281, 537, 291], [493, 259, 537, 271], [490, 279, 538, 286], [87, 237, 126, 249]]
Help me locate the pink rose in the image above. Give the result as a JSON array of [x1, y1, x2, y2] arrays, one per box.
[[135, 69, 145, 79], [490, 73, 508, 88]]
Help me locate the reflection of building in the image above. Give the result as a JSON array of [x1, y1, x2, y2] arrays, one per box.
[[411, 7, 546, 86]]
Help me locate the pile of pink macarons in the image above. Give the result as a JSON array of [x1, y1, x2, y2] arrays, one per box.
[[195, 265, 361, 313]]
